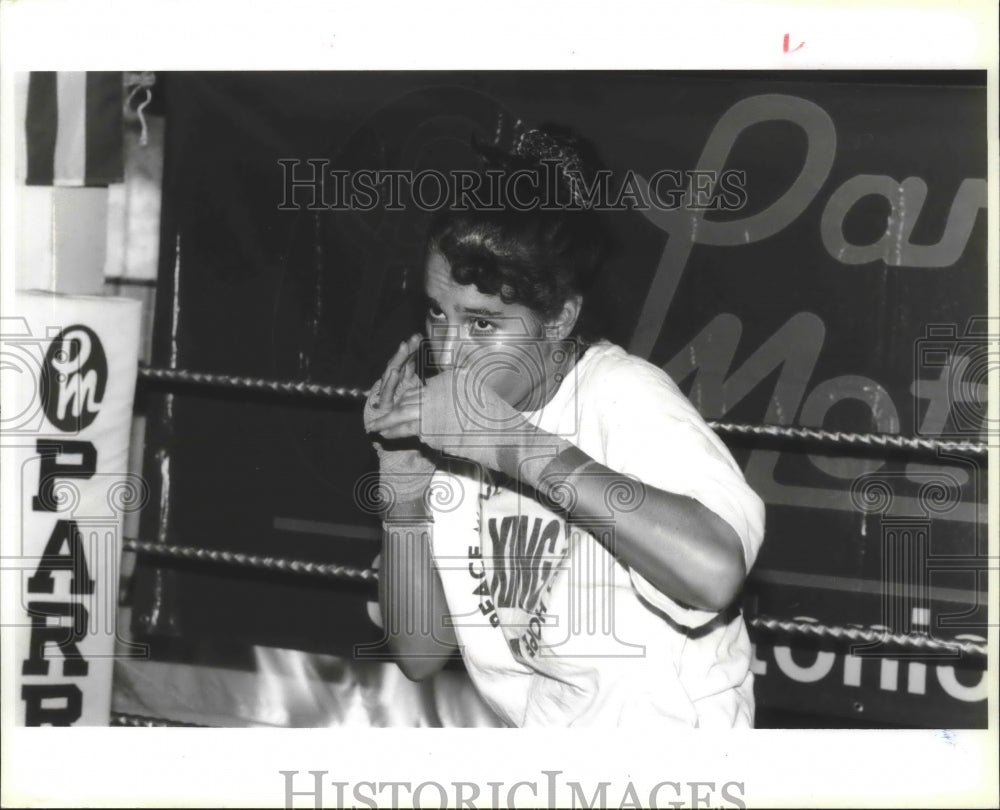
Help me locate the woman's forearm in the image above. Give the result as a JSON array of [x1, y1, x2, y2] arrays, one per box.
[[379, 498, 458, 680], [562, 465, 745, 611], [512, 438, 746, 613]]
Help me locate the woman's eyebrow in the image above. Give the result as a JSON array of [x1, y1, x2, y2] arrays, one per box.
[[460, 306, 504, 317], [423, 294, 504, 318]]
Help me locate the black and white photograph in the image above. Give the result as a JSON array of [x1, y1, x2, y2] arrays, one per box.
[[1, 1, 996, 807]]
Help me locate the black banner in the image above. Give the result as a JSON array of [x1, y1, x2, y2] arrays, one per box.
[[131, 71, 988, 727]]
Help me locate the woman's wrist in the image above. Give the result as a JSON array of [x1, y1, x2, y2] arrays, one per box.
[[496, 433, 587, 492]]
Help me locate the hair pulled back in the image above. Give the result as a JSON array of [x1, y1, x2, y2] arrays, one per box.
[[426, 123, 614, 341]]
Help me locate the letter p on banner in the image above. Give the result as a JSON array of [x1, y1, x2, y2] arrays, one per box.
[[4, 290, 142, 725]]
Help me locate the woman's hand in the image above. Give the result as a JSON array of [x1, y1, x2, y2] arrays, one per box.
[[367, 365, 530, 441], [370, 333, 422, 413], [367, 366, 561, 484], [363, 334, 436, 510], [364, 332, 424, 443]]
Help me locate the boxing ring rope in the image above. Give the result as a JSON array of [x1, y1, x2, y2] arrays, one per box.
[[704, 423, 987, 456], [121, 536, 988, 660], [137, 365, 989, 456], [139, 365, 368, 401], [120, 364, 989, 726], [746, 616, 986, 657], [111, 711, 208, 728], [123, 537, 378, 583]]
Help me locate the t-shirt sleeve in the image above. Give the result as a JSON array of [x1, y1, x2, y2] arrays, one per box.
[[592, 357, 766, 628]]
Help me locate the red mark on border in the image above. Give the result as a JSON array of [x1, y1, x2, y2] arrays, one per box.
[[783, 34, 805, 54]]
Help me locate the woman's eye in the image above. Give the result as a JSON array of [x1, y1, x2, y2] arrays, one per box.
[[471, 319, 496, 334], [427, 306, 445, 319]]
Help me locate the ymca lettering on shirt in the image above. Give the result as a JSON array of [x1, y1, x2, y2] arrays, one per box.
[[467, 472, 570, 661]]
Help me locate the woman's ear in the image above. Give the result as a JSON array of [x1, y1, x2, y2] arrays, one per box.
[[545, 294, 582, 339]]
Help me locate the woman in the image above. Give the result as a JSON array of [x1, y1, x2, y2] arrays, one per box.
[[363, 126, 765, 728]]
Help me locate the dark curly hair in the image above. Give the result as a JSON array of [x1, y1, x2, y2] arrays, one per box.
[[425, 124, 615, 343]]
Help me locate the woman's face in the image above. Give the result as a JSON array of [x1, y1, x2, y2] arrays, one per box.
[[423, 249, 559, 411]]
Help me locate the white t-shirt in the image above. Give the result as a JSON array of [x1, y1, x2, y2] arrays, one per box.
[[427, 340, 766, 728]]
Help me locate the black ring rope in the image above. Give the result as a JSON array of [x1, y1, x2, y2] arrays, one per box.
[[110, 711, 208, 728], [137, 365, 989, 456], [123, 538, 986, 660], [747, 616, 986, 658], [707, 421, 987, 456], [138, 365, 367, 401], [124, 537, 377, 583]]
